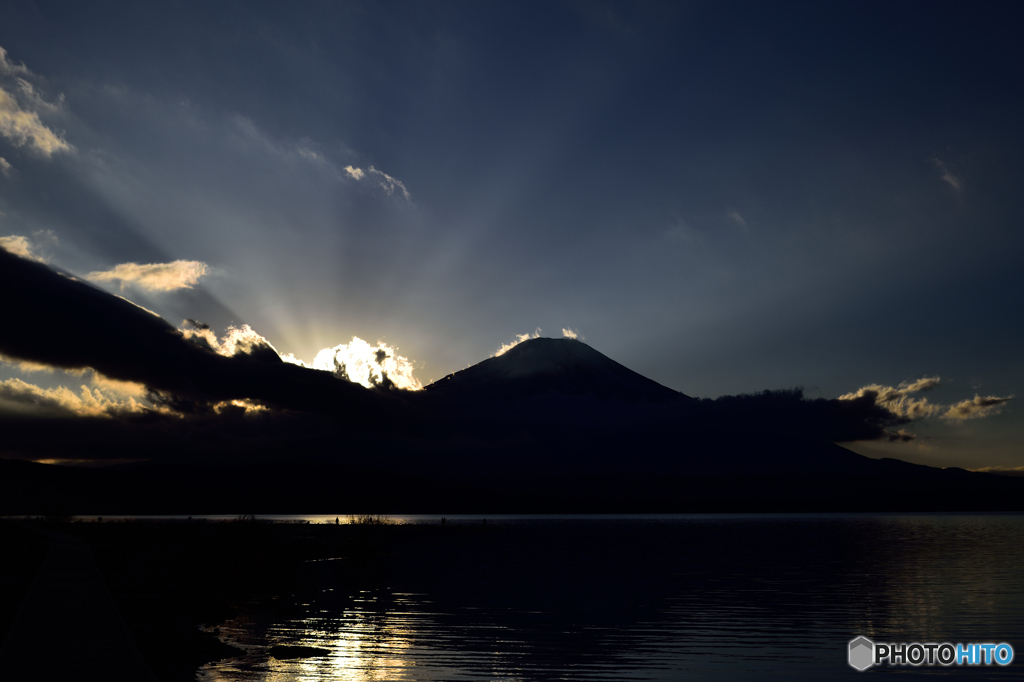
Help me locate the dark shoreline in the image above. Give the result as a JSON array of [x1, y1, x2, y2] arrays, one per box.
[[5, 456, 1024, 517]]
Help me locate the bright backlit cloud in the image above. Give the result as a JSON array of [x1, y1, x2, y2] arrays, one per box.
[[180, 320, 280, 359], [493, 329, 542, 356], [0, 377, 146, 417], [88, 371, 147, 399], [218, 324, 273, 357], [311, 337, 422, 390], [839, 377, 944, 420], [180, 322, 423, 391], [87, 260, 209, 292], [344, 165, 365, 180], [0, 55, 71, 156], [562, 328, 579, 339], [0, 234, 43, 261], [839, 377, 1012, 435]]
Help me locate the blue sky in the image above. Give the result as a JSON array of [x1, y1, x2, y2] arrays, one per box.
[[1, 0, 1021, 469]]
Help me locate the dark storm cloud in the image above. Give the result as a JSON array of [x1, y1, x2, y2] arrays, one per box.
[[0, 402, 347, 463], [0, 248, 392, 416], [685, 389, 907, 444]]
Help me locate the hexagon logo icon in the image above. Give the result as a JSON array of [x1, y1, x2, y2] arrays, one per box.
[[849, 636, 875, 671]]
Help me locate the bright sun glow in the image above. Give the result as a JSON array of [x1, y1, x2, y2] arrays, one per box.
[[179, 322, 423, 391], [309, 337, 422, 391]]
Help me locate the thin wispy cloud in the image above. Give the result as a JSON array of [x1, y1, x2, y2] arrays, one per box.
[[664, 216, 697, 243], [943, 394, 1012, 421], [15, 77, 63, 116], [933, 158, 962, 192], [340, 163, 411, 200], [228, 116, 406, 201], [87, 260, 209, 292], [369, 166, 411, 200], [973, 466, 1024, 477], [0, 47, 31, 78], [0, 156, 11, 176], [726, 209, 747, 229], [227, 116, 406, 202]]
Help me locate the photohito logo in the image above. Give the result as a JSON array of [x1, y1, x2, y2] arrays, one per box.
[[848, 636, 1014, 670]]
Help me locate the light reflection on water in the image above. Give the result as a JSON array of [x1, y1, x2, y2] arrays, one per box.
[[199, 514, 1024, 681]]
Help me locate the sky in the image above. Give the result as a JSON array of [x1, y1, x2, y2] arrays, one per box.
[[0, 0, 1021, 470]]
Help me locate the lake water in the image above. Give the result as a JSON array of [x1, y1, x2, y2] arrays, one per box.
[[198, 514, 1024, 681]]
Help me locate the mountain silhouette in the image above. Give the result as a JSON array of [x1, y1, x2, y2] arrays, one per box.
[[2, 334, 1023, 514], [424, 337, 688, 404]]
